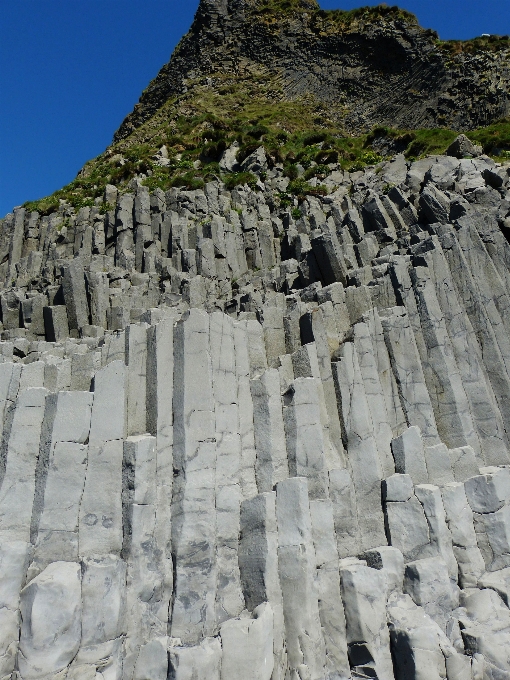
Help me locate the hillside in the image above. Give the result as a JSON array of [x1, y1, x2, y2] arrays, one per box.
[[21, 0, 510, 215]]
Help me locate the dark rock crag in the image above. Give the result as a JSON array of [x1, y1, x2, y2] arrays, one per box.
[[115, 0, 510, 142]]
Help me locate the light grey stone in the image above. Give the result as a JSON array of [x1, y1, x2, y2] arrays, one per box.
[[250, 369, 289, 493], [62, 259, 89, 330], [133, 638, 169, 680], [79, 555, 126, 661], [78, 439, 124, 557], [276, 477, 326, 679], [383, 474, 414, 502], [380, 307, 440, 446], [168, 637, 222, 680], [464, 467, 510, 514], [88, 359, 126, 446], [404, 557, 454, 631], [283, 378, 328, 499], [385, 496, 431, 562], [478, 567, 510, 607], [238, 492, 286, 679], [360, 546, 404, 594], [391, 427, 429, 485], [171, 309, 217, 644], [125, 322, 149, 436], [309, 499, 351, 679], [424, 443, 455, 485], [44, 305, 70, 341], [411, 267, 481, 456], [353, 321, 395, 478], [333, 343, 387, 550], [420, 184, 450, 223], [328, 467, 359, 559], [0, 388, 48, 542], [458, 588, 510, 675], [447, 134, 483, 159], [19, 361, 45, 390], [339, 563, 394, 680], [441, 482, 485, 588], [448, 445, 480, 483], [414, 484, 458, 580], [145, 316, 174, 630], [209, 312, 244, 627], [220, 603, 274, 680], [233, 321, 258, 500], [474, 503, 510, 571], [387, 592, 466, 680], [0, 540, 30, 676], [18, 562, 82, 679]]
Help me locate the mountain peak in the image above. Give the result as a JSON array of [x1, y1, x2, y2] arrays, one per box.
[[113, 1, 509, 144]]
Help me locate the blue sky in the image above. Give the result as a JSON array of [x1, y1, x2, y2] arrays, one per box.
[[1, 0, 509, 217]]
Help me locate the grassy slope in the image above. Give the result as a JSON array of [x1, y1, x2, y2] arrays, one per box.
[[22, 4, 510, 215]]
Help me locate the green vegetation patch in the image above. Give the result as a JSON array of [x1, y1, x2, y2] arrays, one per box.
[[21, 60, 510, 216], [436, 34, 510, 55]]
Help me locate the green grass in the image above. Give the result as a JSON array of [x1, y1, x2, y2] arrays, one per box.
[[436, 34, 510, 55], [250, 1, 419, 29], [20, 38, 510, 216]]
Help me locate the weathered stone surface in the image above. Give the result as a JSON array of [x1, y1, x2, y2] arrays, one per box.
[[220, 603, 274, 680], [276, 477, 326, 679], [18, 562, 82, 679], [3, 122, 510, 679], [391, 426, 429, 485], [340, 563, 394, 680], [250, 368, 289, 493], [169, 637, 222, 680]]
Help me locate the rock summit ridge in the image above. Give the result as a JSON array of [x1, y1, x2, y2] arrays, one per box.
[[114, 0, 510, 142]]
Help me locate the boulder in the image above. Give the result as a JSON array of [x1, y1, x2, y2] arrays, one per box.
[[446, 134, 483, 159]]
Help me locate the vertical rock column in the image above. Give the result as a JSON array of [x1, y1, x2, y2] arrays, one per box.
[[352, 321, 395, 478], [146, 315, 175, 631], [250, 368, 289, 494], [125, 322, 149, 436], [171, 309, 218, 643], [122, 435, 169, 680], [276, 477, 326, 680], [282, 377, 329, 499], [209, 312, 245, 626], [333, 342, 387, 551], [428, 240, 510, 465], [233, 321, 258, 500], [309, 499, 351, 679], [77, 359, 127, 675], [437, 225, 510, 447], [410, 267, 481, 456], [239, 492, 287, 680], [380, 307, 440, 447], [29, 390, 93, 576], [0, 386, 48, 678]]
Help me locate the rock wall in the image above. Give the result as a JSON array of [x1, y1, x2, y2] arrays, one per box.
[[114, 0, 510, 141], [1, 149, 510, 678]]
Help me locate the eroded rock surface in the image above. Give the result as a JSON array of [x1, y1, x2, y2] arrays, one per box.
[[0, 150, 510, 678]]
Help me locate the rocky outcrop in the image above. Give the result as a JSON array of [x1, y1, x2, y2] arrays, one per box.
[[114, 0, 510, 141], [1, 147, 510, 678]]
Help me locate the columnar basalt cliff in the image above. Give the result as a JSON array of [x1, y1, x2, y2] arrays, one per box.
[[115, 0, 510, 141], [2, 1, 510, 679]]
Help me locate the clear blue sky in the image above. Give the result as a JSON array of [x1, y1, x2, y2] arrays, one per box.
[[1, 0, 509, 217]]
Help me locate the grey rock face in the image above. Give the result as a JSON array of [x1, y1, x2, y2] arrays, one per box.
[[447, 134, 484, 159], [1, 153, 510, 678], [114, 1, 510, 143]]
